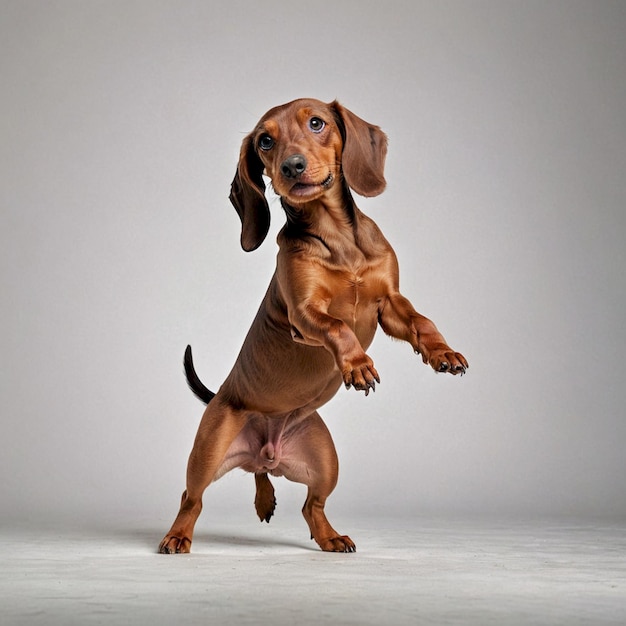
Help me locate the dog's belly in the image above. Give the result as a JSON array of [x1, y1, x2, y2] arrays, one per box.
[[215, 412, 325, 482], [219, 275, 381, 414]]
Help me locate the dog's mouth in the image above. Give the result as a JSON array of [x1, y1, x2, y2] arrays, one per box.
[[289, 173, 334, 196], [320, 173, 334, 188]]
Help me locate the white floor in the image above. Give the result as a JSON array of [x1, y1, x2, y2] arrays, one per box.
[[1, 516, 625, 625]]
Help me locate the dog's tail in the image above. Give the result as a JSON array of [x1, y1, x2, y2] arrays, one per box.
[[184, 345, 216, 404]]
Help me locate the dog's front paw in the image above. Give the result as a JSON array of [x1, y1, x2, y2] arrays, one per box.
[[158, 534, 192, 554], [420, 346, 468, 375], [342, 353, 380, 395], [318, 534, 356, 553]]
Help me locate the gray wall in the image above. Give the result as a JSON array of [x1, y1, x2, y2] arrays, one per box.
[[2, 0, 625, 526]]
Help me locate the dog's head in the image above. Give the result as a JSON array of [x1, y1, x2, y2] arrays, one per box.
[[229, 98, 388, 251]]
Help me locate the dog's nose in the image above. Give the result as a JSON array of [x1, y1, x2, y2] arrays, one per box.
[[280, 154, 307, 179]]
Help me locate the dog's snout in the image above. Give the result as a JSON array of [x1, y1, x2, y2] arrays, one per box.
[[280, 154, 307, 179]]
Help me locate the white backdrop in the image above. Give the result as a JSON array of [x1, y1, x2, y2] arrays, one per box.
[[2, 0, 625, 528]]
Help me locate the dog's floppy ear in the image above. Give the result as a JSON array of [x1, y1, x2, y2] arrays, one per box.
[[229, 134, 270, 252], [331, 101, 387, 198]]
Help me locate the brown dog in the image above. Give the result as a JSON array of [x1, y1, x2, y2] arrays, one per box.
[[158, 98, 467, 554]]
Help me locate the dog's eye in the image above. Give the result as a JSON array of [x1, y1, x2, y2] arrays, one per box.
[[308, 117, 325, 133], [258, 134, 274, 151]]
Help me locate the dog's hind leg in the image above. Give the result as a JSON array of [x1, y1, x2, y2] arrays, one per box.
[[158, 400, 246, 554], [254, 472, 277, 523], [282, 411, 355, 553]]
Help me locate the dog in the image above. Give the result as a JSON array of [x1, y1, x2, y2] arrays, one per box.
[[158, 98, 468, 554]]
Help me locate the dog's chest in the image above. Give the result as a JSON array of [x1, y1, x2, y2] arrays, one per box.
[[331, 245, 386, 298], [327, 257, 384, 331]]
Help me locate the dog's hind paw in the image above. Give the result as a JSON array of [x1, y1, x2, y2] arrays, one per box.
[[158, 534, 192, 554], [255, 492, 277, 523], [254, 473, 277, 523], [317, 535, 356, 553]]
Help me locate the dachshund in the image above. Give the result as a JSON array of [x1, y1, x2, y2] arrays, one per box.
[[158, 98, 468, 554]]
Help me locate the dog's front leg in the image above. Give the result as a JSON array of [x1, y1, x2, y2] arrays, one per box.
[[289, 304, 380, 394], [379, 292, 468, 375], [159, 400, 247, 554], [276, 259, 379, 393]]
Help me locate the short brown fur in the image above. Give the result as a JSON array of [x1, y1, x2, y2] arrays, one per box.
[[159, 98, 467, 554]]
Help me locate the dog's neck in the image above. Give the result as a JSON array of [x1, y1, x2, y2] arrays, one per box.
[[281, 183, 360, 245]]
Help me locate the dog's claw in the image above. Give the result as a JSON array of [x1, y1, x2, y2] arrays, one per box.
[[158, 535, 191, 554], [343, 357, 380, 395], [428, 350, 468, 376], [318, 535, 356, 553]]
